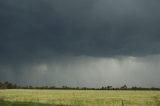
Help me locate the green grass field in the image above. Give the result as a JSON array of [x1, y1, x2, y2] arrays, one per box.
[[0, 89, 160, 106]]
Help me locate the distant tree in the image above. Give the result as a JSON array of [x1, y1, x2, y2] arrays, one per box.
[[107, 86, 112, 90], [82, 87, 87, 90], [29, 85, 33, 89], [0, 82, 2, 89], [49, 86, 56, 89], [121, 85, 127, 90], [76, 86, 80, 90], [101, 86, 105, 90], [7, 83, 13, 89]]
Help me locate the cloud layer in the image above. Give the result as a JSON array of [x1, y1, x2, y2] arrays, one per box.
[[1, 55, 160, 87], [0, 0, 160, 87], [1, 0, 160, 59]]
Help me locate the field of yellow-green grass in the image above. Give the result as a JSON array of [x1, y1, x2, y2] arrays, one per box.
[[0, 89, 160, 106]]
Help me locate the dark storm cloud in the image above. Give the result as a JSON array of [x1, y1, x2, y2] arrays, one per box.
[[1, 0, 160, 87], [1, 0, 160, 60]]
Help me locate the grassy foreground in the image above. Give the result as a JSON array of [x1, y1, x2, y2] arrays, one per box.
[[0, 89, 160, 106]]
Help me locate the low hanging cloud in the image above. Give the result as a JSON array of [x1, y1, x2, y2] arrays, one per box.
[[0, 0, 160, 87], [0, 55, 160, 87]]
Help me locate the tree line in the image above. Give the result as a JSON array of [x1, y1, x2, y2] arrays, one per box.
[[0, 81, 160, 90]]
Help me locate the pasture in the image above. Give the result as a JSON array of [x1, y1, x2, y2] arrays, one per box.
[[0, 89, 160, 106]]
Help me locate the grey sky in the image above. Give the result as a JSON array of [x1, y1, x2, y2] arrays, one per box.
[[0, 0, 160, 87]]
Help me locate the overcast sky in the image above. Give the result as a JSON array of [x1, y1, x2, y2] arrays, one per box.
[[0, 0, 160, 87]]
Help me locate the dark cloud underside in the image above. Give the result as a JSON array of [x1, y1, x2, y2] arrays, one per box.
[[0, 0, 160, 87], [0, 0, 160, 60]]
